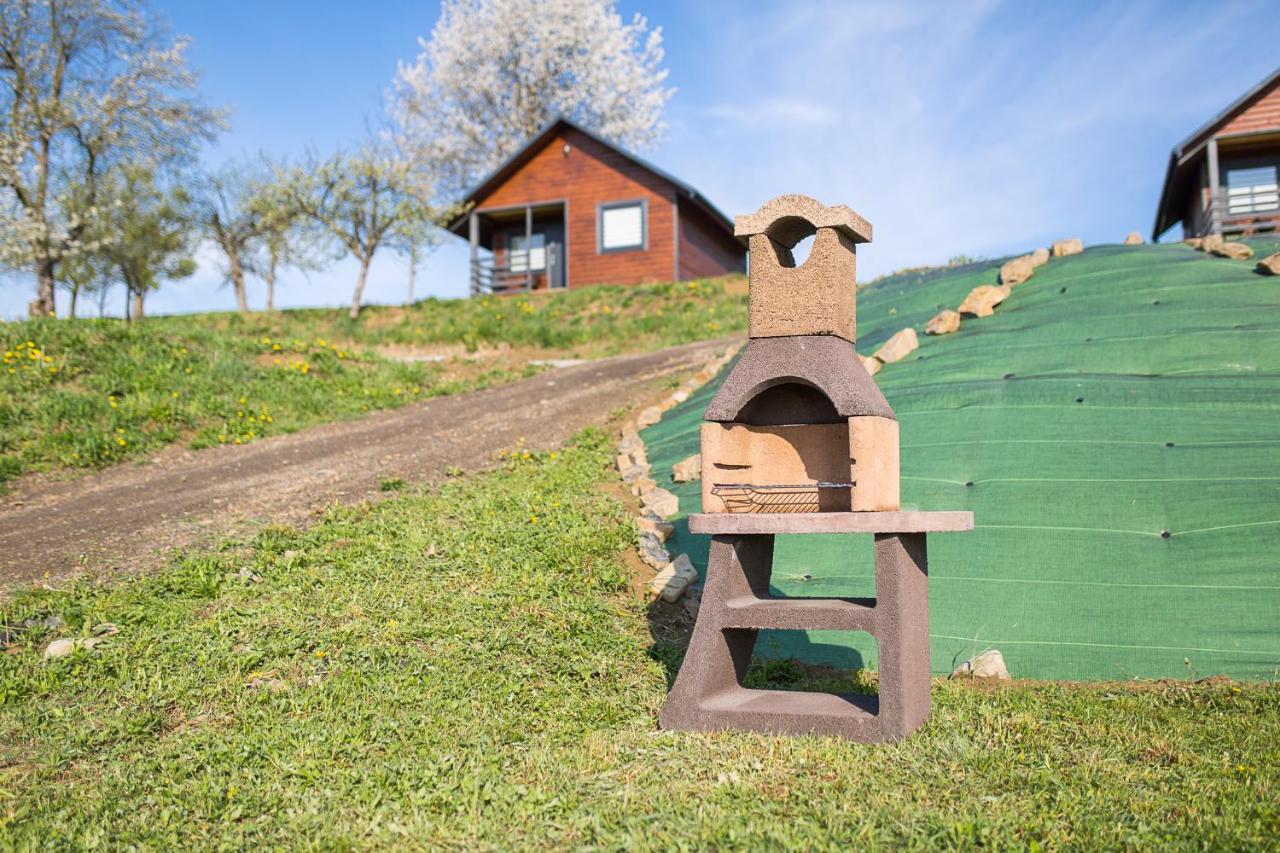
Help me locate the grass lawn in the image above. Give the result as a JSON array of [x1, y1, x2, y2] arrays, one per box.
[[0, 276, 746, 490], [1, 430, 1275, 848]]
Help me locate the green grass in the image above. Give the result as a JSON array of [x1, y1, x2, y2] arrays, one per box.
[[1, 430, 1276, 847], [0, 317, 530, 489], [0, 276, 747, 489]]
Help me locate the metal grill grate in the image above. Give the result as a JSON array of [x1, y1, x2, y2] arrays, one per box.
[[711, 482, 854, 514]]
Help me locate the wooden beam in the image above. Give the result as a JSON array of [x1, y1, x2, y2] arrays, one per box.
[[1207, 137, 1221, 236], [469, 212, 479, 296], [525, 205, 533, 292]]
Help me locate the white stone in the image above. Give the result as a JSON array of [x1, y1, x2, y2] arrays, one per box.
[[43, 636, 102, 660], [641, 487, 680, 519], [950, 649, 1011, 681], [648, 554, 700, 603]]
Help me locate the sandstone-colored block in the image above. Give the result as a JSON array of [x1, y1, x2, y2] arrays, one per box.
[[857, 352, 881, 376], [1199, 233, 1223, 253], [1184, 237, 1203, 249], [873, 327, 918, 364], [635, 513, 675, 542], [672, 453, 701, 483], [958, 284, 1010, 317], [1123, 231, 1143, 245], [648, 553, 699, 602], [849, 415, 899, 511], [641, 486, 680, 519], [1256, 252, 1280, 275], [1211, 241, 1253, 260], [700, 422, 850, 513], [747, 229, 856, 341], [1028, 247, 1050, 268], [636, 406, 663, 428], [1051, 238, 1083, 257], [925, 309, 961, 335], [999, 256, 1034, 286]]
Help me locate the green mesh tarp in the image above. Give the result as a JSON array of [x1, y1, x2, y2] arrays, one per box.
[[643, 240, 1280, 681]]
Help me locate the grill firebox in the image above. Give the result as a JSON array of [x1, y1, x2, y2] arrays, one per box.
[[658, 195, 973, 742]]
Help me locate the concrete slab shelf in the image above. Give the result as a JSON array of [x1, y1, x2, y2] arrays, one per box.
[[689, 510, 974, 535], [722, 595, 877, 631]]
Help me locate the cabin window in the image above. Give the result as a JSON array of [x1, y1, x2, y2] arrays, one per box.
[[598, 200, 646, 252], [509, 232, 546, 272], [1225, 165, 1279, 215]]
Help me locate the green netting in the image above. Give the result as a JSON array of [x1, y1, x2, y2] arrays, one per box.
[[642, 239, 1280, 681]]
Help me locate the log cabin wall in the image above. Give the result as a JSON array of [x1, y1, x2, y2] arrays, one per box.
[[678, 200, 747, 280], [473, 126, 681, 288]]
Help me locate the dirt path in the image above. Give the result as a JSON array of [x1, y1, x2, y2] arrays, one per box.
[[0, 338, 736, 590]]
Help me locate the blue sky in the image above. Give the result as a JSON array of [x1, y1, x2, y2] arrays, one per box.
[[5, 0, 1279, 318]]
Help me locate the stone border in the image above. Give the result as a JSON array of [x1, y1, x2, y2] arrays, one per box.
[[616, 343, 741, 608]]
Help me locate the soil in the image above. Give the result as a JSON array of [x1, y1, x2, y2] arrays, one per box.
[[0, 338, 738, 592]]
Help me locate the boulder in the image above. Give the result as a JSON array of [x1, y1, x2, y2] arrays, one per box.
[[957, 284, 1011, 318], [671, 389, 690, 404], [1051, 238, 1084, 257], [635, 513, 675, 542], [1255, 252, 1280, 275], [636, 406, 663, 428], [998, 256, 1034, 286], [648, 554, 700, 602], [1211, 241, 1254, 261], [950, 649, 1011, 681], [857, 352, 881, 376], [1027, 247, 1050, 268], [629, 476, 656, 497], [1123, 231, 1144, 245], [641, 486, 680, 519], [618, 428, 642, 453], [672, 453, 701, 483], [43, 636, 103, 660], [924, 309, 961, 336], [1183, 237, 1203, 249], [872, 327, 919, 364], [637, 533, 671, 570], [1199, 233, 1223, 253], [620, 464, 648, 484]]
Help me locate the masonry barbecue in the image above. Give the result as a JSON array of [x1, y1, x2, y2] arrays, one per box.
[[659, 195, 973, 741]]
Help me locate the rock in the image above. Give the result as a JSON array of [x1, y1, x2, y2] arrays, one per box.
[[648, 554, 700, 603], [672, 454, 701, 483], [671, 389, 690, 404], [998, 256, 1034, 286], [1183, 237, 1203, 249], [618, 429, 642, 453], [637, 533, 671, 570], [1027, 247, 1050, 268], [248, 675, 289, 692], [924, 309, 961, 335], [1051, 238, 1083, 257], [641, 487, 680, 519], [630, 476, 656, 497], [620, 464, 648, 484], [1199, 233, 1223, 253], [616, 452, 633, 472], [1211, 241, 1254, 260], [957, 284, 1011, 317], [43, 636, 102, 659], [91, 623, 119, 637], [872, 327, 919, 364], [636, 406, 663, 428], [950, 649, 1010, 681], [635, 513, 675, 542], [1256, 252, 1280, 275], [682, 587, 702, 619], [857, 352, 881, 376], [1123, 231, 1143, 245]]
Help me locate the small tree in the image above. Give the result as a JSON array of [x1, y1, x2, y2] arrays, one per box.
[[249, 171, 319, 312], [389, 214, 442, 306], [280, 147, 441, 319], [201, 166, 259, 315], [97, 165, 198, 320], [391, 0, 671, 198], [0, 0, 223, 316]]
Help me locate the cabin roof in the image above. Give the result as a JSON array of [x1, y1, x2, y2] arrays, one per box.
[[1153, 65, 1280, 239], [445, 116, 735, 237]]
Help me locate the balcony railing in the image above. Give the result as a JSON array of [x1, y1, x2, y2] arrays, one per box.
[[470, 245, 563, 296], [1197, 188, 1280, 238]]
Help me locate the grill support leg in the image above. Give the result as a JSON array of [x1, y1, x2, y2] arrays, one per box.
[[659, 531, 931, 741]]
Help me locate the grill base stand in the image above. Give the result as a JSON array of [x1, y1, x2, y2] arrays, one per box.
[[659, 531, 931, 741]]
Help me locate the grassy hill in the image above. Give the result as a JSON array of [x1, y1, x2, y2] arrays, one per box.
[[643, 238, 1280, 681], [0, 277, 746, 488]]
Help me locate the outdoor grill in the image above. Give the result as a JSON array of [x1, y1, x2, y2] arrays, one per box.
[[659, 194, 973, 742]]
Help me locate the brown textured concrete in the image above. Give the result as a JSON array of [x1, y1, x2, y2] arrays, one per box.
[[704, 336, 893, 423]]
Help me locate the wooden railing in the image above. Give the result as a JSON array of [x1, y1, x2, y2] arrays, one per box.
[[469, 244, 563, 296], [1196, 188, 1280, 238]]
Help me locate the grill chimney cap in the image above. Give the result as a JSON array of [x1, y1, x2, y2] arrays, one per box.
[[734, 194, 872, 246]]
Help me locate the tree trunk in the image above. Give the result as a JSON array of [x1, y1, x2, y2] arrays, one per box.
[[130, 289, 145, 320], [230, 255, 249, 315], [68, 282, 80, 319], [350, 257, 371, 320], [266, 254, 277, 312], [406, 257, 416, 306], [32, 257, 56, 317]]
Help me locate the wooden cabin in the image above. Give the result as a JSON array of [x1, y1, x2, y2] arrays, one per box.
[[445, 117, 744, 295], [1154, 66, 1280, 241]]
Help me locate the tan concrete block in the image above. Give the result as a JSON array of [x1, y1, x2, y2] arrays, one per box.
[[999, 256, 1034, 286], [849, 416, 899, 511], [747, 229, 857, 341], [1028, 247, 1050, 268], [700, 422, 850, 513], [924, 309, 961, 335], [958, 284, 1010, 318], [872, 327, 918, 364], [734, 194, 872, 244], [1051, 238, 1084, 257]]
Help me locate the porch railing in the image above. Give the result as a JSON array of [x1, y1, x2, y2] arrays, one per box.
[[470, 245, 563, 296], [1196, 188, 1280, 238]]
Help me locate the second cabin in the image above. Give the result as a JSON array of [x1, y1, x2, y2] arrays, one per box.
[[445, 117, 745, 295]]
